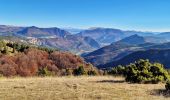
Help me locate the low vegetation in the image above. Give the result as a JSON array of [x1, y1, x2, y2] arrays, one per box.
[[0, 76, 167, 100], [165, 81, 170, 91], [108, 59, 170, 96], [109, 59, 170, 84], [0, 41, 100, 77]]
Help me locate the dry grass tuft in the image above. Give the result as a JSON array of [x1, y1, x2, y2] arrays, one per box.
[[0, 76, 168, 100]]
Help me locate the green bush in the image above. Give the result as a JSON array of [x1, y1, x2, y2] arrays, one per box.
[[165, 81, 170, 91], [38, 67, 54, 76], [109, 65, 125, 76], [6, 42, 29, 52], [37, 46, 57, 53], [87, 70, 98, 76], [73, 66, 87, 76], [65, 69, 73, 76], [124, 59, 170, 84]]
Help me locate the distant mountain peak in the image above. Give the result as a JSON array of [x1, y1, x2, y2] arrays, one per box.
[[17, 26, 71, 38], [77, 27, 125, 45], [125, 34, 144, 40], [29, 26, 38, 28], [88, 27, 103, 30], [131, 34, 140, 37], [87, 27, 121, 31], [117, 34, 145, 45]]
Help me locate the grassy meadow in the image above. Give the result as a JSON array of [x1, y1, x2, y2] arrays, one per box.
[[0, 76, 168, 100]]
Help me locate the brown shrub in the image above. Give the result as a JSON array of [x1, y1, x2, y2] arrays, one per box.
[[49, 51, 85, 69], [0, 48, 97, 77]]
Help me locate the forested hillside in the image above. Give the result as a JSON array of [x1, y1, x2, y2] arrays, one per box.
[[0, 41, 99, 76]]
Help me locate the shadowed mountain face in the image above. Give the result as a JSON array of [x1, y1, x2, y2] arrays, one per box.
[[116, 34, 146, 45], [157, 32, 170, 40], [116, 34, 167, 44], [102, 49, 170, 69], [83, 42, 137, 66], [123, 31, 155, 37]]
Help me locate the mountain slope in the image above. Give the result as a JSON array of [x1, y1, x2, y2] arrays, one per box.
[[83, 35, 148, 66], [1, 25, 170, 55], [102, 49, 170, 69], [17, 26, 71, 38], [83, 45, 139, 66], [157, 32, 170, 41], [63, 28, 84, 34], [123, 31, 155, 37], [116, 34, 146, 45], [0, 25, 101, 54], [117, 34, 166, 44], [0, 25, 24, 33], [77, 28, 161, 46], [39, 35, 100, 54], [77, 28, 125, 45], [83, 35, 170, 66]]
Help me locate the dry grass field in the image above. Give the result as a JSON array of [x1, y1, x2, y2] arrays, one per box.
[[0, 76, 168, 100]]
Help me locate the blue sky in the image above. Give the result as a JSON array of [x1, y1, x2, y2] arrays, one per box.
[[0, 0, 170, 31]]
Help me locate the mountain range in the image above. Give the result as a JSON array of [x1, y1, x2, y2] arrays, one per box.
[[102, 49, 170, 69], [0, 25, 163, 54], [2, 25, 170, 68], [0, 25, 101, 54], [83, 34, 170, 68], [76, 28, 162, 46]]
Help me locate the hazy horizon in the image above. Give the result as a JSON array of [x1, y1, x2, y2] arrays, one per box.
[[0, 24, 165, 33]]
